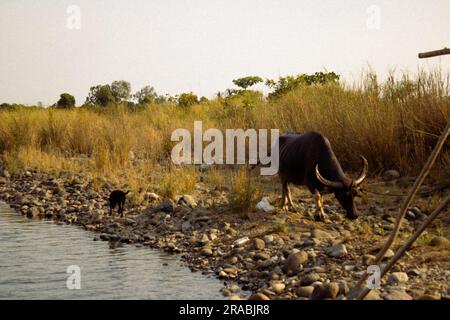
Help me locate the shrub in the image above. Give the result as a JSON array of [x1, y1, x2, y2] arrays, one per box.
[[56, 93, 76, 108]]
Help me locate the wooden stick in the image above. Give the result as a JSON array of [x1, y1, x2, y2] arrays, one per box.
[[356, 193, 450, 300], [418, 48, 450, 58], [352, 119, 450, 290]]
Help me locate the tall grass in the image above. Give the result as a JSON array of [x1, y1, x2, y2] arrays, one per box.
[[0, 70, 449, 192]]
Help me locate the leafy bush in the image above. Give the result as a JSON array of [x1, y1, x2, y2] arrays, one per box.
[[85, 85, 115, 107], [266, 71, 340, 99], [56, 93, 76, 108], [178, 92, 198, 108]]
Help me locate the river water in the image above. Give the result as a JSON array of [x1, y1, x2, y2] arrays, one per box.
[[0, 202, 224, 299]]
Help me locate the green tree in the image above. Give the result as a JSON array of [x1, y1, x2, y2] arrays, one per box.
[[85, 85, 115, 107], [111, 80, 132, 103], [199, 96, 209, 104], [232, 76, 263, 90], [178, 92, 198, 107], [56, 93, 76, 108], [134, 85, 158, 104], [266, 72, 340, 99]]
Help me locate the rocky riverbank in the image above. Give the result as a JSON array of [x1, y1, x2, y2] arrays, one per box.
[[0, 164, 448, 300]]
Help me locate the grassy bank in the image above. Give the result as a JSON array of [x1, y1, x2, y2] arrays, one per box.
[[0, 71, 449, 204]]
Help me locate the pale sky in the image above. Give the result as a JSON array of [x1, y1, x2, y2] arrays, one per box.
[[0, 0, 449, 105]]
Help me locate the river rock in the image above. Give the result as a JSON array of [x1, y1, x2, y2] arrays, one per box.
[[382, 289, 413, 300], [282, 251, 308, 274], [417, 294, 441, 300], [347, 287, 381, 300], [429, 236, 449, 248], [181, 221, 192, 233], [383, 249, 395, 260], [27, 207, 40, 218], [145, 192, 160, 202], [158, 199, 175, 213], [362, 254, 376, 266], [338, 280, 349, 295], [177, 195, 197, 208], [263, 234, 274, 244], [296, 286, 314, 298], [310, 282, 340, 300], [387, 272, 409, 285], [254, 252, 271, 261], [201, 247, 213, 256], [253, 238, 266, 250], [249, 293, 270, 300], [327, 244, 348, 258], [383, 169, 400, 180], [300, 273, 320, 286], [311, 229, 334, 239], [271, 283, 285, 294]]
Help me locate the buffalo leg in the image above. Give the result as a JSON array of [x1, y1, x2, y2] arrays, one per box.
[[286, 185, 298, 213], [281, 181, 298, 212], [281, 181, 289, 210], [313, 190, 326, 222]]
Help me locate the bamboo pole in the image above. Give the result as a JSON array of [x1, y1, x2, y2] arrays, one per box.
[[418, 48, 450, 59], [352, 119, 450, 295], [349, 47, 450, 300], [356, 194, 450, 300]]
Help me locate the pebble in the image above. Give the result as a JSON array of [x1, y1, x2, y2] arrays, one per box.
[[362, 254, 376, 266], [383, 169, 400, 180], [300, 273, 320, 286], [282, 251, 308, 274], [249, 293, 270, 300], [201, 247, 213, 256], [263, 234, 274, 244], [296, 286, 314, 298], [327, 244, 348, 258], [311, 229, 334, 239], [382, 289, 413, 300], [382, 249, 395, 260], [310, 282, 340, 300], [271, 283, 285, 294], [387, 272, 409, 285], [429, 236, 449, 248], [253, 238, 266, 250]]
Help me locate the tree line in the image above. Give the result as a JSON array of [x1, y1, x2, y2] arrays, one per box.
[[0, 72, 339, 109]]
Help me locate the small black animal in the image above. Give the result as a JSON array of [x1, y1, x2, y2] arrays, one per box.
[[109, 190, 130, 217]]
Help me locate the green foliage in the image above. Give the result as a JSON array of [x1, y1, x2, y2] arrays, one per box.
[[223, 90, 263, 109], [232, 76, 263, 90], [178, 92, 198, 108], [111, 80, 132, 103], [85, 85, 115, 107], [266, 71, 340, 99], [199, 96, 209, 104], [56, 93, 76, 109], [134, 85, 158, 104]]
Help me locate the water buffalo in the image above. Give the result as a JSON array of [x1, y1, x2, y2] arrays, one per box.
[[278, 131, 368, 221]]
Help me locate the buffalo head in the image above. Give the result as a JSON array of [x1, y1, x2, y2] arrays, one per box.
[[315, 156, 368, 219]]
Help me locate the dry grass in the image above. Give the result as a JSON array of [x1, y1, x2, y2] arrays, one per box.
[[228, 167, 262, 214], [0, 70, 449, 211]]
